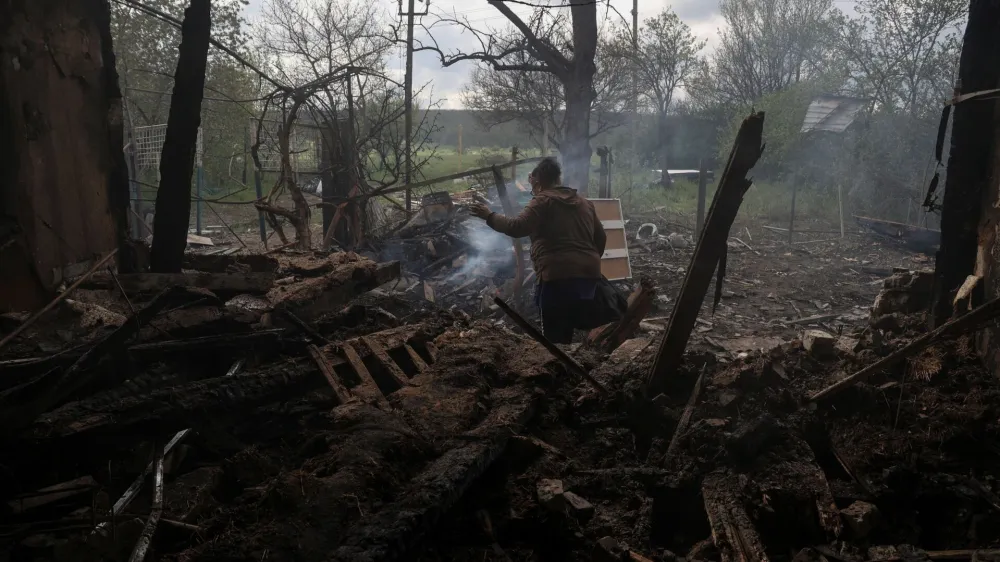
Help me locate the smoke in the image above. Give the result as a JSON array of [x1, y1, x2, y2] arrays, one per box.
[[445, 217, 516, 282]]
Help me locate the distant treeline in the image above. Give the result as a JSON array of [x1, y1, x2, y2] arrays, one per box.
[[427, 110, 721, 171]]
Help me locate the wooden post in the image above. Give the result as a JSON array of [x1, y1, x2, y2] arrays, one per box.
[[511, 145, 519, 185], [838, 182, 845, 238], [492, 166, 525, 305], [788, 179, 798, 245], [320, 130, 335, 238], [696, 158, 708, 234], [253, 169, 267, 246], [645, 113, 765, 395], [458, 124, 463, 171], [597, 147, 610, 198]]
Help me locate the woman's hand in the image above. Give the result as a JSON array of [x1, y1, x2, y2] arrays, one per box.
[[469, 203, 492, 220]]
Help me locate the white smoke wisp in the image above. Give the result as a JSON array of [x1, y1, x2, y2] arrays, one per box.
[[445, 218, 516, 283]]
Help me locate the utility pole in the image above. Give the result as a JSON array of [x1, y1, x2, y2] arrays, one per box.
[[630, 0, 638, 193], [400, 0, 427, 213]]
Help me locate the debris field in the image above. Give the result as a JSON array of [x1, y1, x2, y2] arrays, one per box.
[[1, 207, 998, 562]]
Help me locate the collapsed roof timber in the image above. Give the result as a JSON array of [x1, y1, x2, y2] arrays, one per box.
[[3, 1, 1000, 562]]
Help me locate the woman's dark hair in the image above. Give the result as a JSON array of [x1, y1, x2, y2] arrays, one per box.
[[532, 157, 562, 186]]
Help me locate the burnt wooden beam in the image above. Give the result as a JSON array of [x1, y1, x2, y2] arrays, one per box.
[[931, 0, 1000, 326], [150, 0, 211, 273], [23, 361, 324, 440], [645, 113, 765, 395], [85, 272, 276, 294]]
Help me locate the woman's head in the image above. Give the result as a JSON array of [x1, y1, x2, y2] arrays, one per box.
[[531, 158, 561, 190]]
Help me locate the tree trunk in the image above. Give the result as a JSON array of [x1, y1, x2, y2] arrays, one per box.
[[277, 99, 312, 250], [149, 0, 211, 273], [560, 1, 598, 196], [562, 82, 594, 195], [931, 0, 1000, 326]]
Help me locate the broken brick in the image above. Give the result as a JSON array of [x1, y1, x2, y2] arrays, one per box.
[[802, 330, 836, 358], [563, 491, 595, 522], [537, 479, 565, 512], [841, 501, 880, 538], [595, 537, 626, 562]]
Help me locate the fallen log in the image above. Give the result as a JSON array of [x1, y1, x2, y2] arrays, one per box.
[[84, 272, 276, 294], [810, 297, 1000, 402], [646, 113, 765, 395], [702, 472, 769, 562], [0, 331, 282, 387], [24, 362, 325, 440], [493, 296, 607, 395], [586, 277, 656, 353]]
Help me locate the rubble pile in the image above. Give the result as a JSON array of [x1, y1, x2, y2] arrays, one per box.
[[2, 214, 998, 562]]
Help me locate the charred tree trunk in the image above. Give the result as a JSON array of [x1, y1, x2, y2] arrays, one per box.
[[931, 0, 1000, 326], [149, 0, 211, 273]]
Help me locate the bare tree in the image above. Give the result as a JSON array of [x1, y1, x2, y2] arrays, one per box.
[[254, 0, 440, 249], [840, 0, 965, 118], [461, 11, 630, 159], [691, 0, 842, 110], [413, 0, 601, 194], [609, 9, 704, 185]]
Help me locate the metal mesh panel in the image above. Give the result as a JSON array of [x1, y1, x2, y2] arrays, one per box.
[[251, 118, 321, 174], [132, 125, 203, 171]]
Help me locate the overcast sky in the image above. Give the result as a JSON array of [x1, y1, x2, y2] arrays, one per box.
[[243, 1, 727, 108]]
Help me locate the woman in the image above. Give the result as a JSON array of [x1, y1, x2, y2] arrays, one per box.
[[470, 158, 608, 344]]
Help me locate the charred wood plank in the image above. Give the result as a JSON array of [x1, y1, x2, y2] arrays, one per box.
[[23, 362, 325, 440], [127, 329, 286, 357], [702, 472, 769, 562], [339, 342, 389, 407], [646, 113, 765, 395], [308, 344, 353, 405], [361, 336, 410, 389], [149, 0, 211, 273], [85, 272, 276, 294], [404, 344, 429, 373]]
